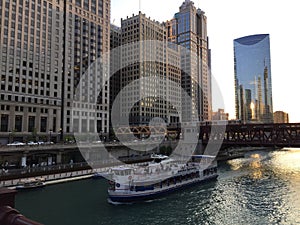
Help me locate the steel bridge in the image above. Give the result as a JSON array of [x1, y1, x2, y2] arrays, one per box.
[[199, 123, 300, 148], [115, 123, 300, 148], [115, 125, 178, 139]]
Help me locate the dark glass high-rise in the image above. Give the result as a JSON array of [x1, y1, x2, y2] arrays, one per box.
[[234, 34, 273, 123]]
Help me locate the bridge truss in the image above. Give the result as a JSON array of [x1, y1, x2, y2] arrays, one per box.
[[200, 123, 300, 148]]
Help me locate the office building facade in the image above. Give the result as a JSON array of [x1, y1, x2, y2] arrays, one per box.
[[212, 108, 229, 121], [274, 111, 289, 124], [234, 34, 273, 123], [64, 0, 110, 138], [0, 0, 64, 144], [109, 24, 121, 133], [0, 0, 110, 144], [119, 12, 181, 126]]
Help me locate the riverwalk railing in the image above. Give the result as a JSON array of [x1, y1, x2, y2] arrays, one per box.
[[0, 155, 154, 188], [0, 162, 91, 181], [0, 154, 153, 180]]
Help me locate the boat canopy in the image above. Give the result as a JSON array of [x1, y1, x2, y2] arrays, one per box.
[[150, 154, 169, 160], [191, 155, 215, 159]]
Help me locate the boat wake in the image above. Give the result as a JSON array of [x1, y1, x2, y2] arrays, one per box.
[[107, 197, 168, 205], [144, 197, 168, 203], [107, 198, 134, 205]]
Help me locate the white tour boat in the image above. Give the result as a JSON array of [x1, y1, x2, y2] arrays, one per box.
[[107, 154, 218, 203]]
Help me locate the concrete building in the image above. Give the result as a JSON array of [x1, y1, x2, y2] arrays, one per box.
[[234, 34, 273, 123], [274, 111, 289, 124], [166, 0, 212, 122], [109, 24, 121, 135], [119, 12, 181, 126], [212, 109, 229, 121], [65, 0, 110, 139], [0, 0, 111, 144], [0, 0, 64, 144]]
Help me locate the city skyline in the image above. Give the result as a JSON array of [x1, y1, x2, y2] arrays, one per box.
[[111, 0, 300, 122]]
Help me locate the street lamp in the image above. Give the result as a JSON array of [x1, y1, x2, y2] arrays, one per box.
[[100, 130, 103, 142], [49, 130, 52, 142], [8, 130, 12, 144], [58, 128, 63, 143], [57, 130, 61, 143]]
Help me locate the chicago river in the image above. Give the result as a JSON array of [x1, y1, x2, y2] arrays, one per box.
[[15, 149, 300, 225]]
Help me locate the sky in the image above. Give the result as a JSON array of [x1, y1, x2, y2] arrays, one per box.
[[111, 0, 300, 122]]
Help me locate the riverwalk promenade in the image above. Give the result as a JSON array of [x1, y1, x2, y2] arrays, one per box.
[[0, 158, 152, 188]]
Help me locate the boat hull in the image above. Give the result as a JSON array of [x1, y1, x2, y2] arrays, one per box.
[[108, 175, 218, 203], [92, 173, 104, 179], [16, 183, 46, 190]]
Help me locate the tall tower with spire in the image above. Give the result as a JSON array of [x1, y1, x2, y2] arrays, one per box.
[[166, 0, 212, 122]]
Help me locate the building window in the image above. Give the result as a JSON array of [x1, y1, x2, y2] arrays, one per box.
[[97, 120, 102, 133], [83, 0, 89, 10], [75, 0, 81, 7], [98, 0, 103, 17], [0, 114, 9, 132], [15, 115, 23, 132], [28, 116, 35, 132], [40, 117, 47, 132]]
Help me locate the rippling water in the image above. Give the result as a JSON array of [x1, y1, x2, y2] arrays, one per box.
[[16, 149, 300, 225]]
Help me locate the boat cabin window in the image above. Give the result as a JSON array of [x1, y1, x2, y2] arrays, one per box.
[[154, 158, 162, 163], [114, 169, 131, 176], [191, 156, 214, 164], [151, 155, 168, 163]]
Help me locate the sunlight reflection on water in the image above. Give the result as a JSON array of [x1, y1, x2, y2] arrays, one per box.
[[204, 149, 300, 225], [271, 148, 300, 173]]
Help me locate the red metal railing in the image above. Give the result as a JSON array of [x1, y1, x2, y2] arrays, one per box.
[[0, 189, 43, 225], [0, 206, 43, 225]]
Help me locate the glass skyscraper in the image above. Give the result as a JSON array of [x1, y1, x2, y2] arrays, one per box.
[[234, 34, 273, 123]]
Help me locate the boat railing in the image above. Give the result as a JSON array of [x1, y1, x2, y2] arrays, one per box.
[[130, 166, 200, 182]]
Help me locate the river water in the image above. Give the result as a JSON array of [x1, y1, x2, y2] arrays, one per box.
[[16, 148, 300, 225]]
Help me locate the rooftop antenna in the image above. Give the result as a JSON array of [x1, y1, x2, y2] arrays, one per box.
[[139, 0, 141, 12]]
